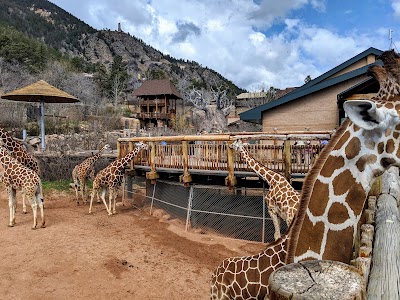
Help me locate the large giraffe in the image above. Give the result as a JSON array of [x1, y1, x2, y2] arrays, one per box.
[[0, 127, 40, 213], [89, 142, 148, 216], [0, 147, 45, 229], [230, 139, 300, 240], [211, 49, 400, 299], [72, 144, 111, 205]]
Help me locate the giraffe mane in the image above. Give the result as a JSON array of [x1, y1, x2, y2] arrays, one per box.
[[285, 118, 352, 263]]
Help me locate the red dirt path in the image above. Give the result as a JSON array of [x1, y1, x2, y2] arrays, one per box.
[[0, 187, 264, 300]]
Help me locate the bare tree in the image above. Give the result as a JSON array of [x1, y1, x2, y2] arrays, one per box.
[[180, 79, 234, 132]]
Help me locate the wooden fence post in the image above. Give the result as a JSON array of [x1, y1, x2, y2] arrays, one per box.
[[145, 141, 159, 184], [225, 141, 237, 188], [179, 141, 192, 186], [283, 140, 291, 181]]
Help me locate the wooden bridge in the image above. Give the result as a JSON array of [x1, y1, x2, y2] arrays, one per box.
[[117, 131, 333, 187]]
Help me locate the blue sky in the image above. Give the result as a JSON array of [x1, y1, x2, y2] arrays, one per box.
[[48, 0, 400, 91]]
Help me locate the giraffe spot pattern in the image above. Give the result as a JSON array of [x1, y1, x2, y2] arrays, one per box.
[[386, 139, 396, 153], [356, 154, 377, 172], [320, 155, 345, 178], [378, 142, 384, 154], [327, 202, 350, 224], [336, 131, 350, 150], [333, 170, 355, 196], [308, 179, 329, 217], [324, 226, 355, 262], [345, 137, 361, 160], [295, 217, 325, 255]]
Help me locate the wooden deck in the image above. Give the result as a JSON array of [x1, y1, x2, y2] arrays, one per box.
[[117, 131, 332, 186]]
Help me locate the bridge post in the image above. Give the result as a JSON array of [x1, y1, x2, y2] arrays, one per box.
[[146, 141, 159, 184], [225, 141, 237, 188], [179, 141, 192, 186], [283, 140, 291, 181]]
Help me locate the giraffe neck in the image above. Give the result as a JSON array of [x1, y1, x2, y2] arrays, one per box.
[[287, 119, 385, 264], [376, 75, 400, 100], [238, 147, 279, 184], [115, 148, 141, 170], [85, 150, 104, 166], [0, 129, 22, 151]]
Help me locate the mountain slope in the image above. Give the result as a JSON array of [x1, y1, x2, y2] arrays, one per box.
[[0, 0, 244, 95]]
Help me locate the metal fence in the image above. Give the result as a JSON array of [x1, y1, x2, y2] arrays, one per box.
[[125, 178, 288, 243]]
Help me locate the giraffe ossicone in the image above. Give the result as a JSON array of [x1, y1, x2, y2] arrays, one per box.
[[211, 50, 400, 300]]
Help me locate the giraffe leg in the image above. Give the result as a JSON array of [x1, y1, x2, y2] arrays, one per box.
[[22, 190, 27, 214], [89, 188, 98, 214], [36, 188, 45, 228], [112, 189, 118, 214], [7, 187, 16, 227], [30, 195, 38, 229], [268, 203, 281, 241], [107, 190, 113, 216], [81, 179, 87, 205], [100, 188, 110, 214]]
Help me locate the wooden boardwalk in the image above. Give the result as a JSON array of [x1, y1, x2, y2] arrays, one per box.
[[117, 131, 332, 186]]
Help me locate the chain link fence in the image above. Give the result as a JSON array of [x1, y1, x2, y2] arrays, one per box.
[[124, 178, 288, 243]]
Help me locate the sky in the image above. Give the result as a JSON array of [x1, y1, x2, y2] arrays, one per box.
[[48, 0, 400, 91]]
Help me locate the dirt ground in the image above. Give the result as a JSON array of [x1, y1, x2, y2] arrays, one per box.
[[0, 186, 265, 300]]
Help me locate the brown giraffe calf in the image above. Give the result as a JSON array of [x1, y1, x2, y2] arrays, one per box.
[[231, 139, 300, 240], [72, 144, 111, 205], [89, 142, 148, 215], [0, 147, 45, 229]]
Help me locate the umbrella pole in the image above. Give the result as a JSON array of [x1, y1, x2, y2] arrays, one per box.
[[40, 101, 45, 151]]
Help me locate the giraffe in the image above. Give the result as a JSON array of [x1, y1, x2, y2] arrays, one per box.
[[230, 139, 300, 240], [0, 127, 40, 213], [72, 144, 112, 205], [210, 233, 289, 299], [89, 141, 148, 216], [211, 49, 400, 299], [0, 146, 45, 229]]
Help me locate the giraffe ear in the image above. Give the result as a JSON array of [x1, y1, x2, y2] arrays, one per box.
[[343, 100, 386, 130]]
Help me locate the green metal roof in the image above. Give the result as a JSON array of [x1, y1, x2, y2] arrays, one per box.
[[240, 47, 383, 123]]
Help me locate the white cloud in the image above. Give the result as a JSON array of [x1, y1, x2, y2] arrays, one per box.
[[49, 0, 395, 91]]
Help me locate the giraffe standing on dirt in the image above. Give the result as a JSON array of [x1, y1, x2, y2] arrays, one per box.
[[89, 142, 148, 216], [0, 127, 40, 213], [0, 146, 45, 229], [230, 139, 300, 240], [72, 144, 111, 205], [211, 50, 400, 299]]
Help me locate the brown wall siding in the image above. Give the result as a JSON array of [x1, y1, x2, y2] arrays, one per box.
[[327, 55, 377, 80], [262, 76, 367, 132]]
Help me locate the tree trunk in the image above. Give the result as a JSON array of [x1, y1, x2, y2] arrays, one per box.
[[367, 167, 400, 299], [268, 260, 365, 300]]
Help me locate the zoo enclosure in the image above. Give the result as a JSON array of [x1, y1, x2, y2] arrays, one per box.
[[126, 179, 288, 243], [117, 131, 333, 185]]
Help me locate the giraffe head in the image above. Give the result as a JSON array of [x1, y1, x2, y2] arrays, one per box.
[[100, 144, 112, 154], [341, 51, 400, 172], [230, 139, 248, 151], [135, 141, 148, 151]]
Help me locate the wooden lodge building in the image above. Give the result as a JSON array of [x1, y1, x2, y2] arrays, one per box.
[[131, 79, 182, 129], [240, 47, 384, 131]]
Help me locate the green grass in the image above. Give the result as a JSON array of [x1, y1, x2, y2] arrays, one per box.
[[42, 180, 71, 191]]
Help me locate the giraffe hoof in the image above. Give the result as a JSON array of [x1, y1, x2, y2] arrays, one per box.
[[31, 226, 37, 230], [8, 224, 14, 227]]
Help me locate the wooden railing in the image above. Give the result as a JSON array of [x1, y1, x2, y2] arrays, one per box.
[[117, 131, 332, 186]]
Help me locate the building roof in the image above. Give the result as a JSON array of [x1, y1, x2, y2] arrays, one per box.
[[239, 47, 383, 123], [132, 79, 182, 99]]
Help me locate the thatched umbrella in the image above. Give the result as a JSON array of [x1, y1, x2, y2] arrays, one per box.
[[0, 80, 80, 150]]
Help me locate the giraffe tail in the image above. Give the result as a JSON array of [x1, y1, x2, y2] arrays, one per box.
[[36, 181, 44, 204]]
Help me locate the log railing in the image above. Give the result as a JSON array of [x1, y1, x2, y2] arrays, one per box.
[[117, 131, 332, 186]]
